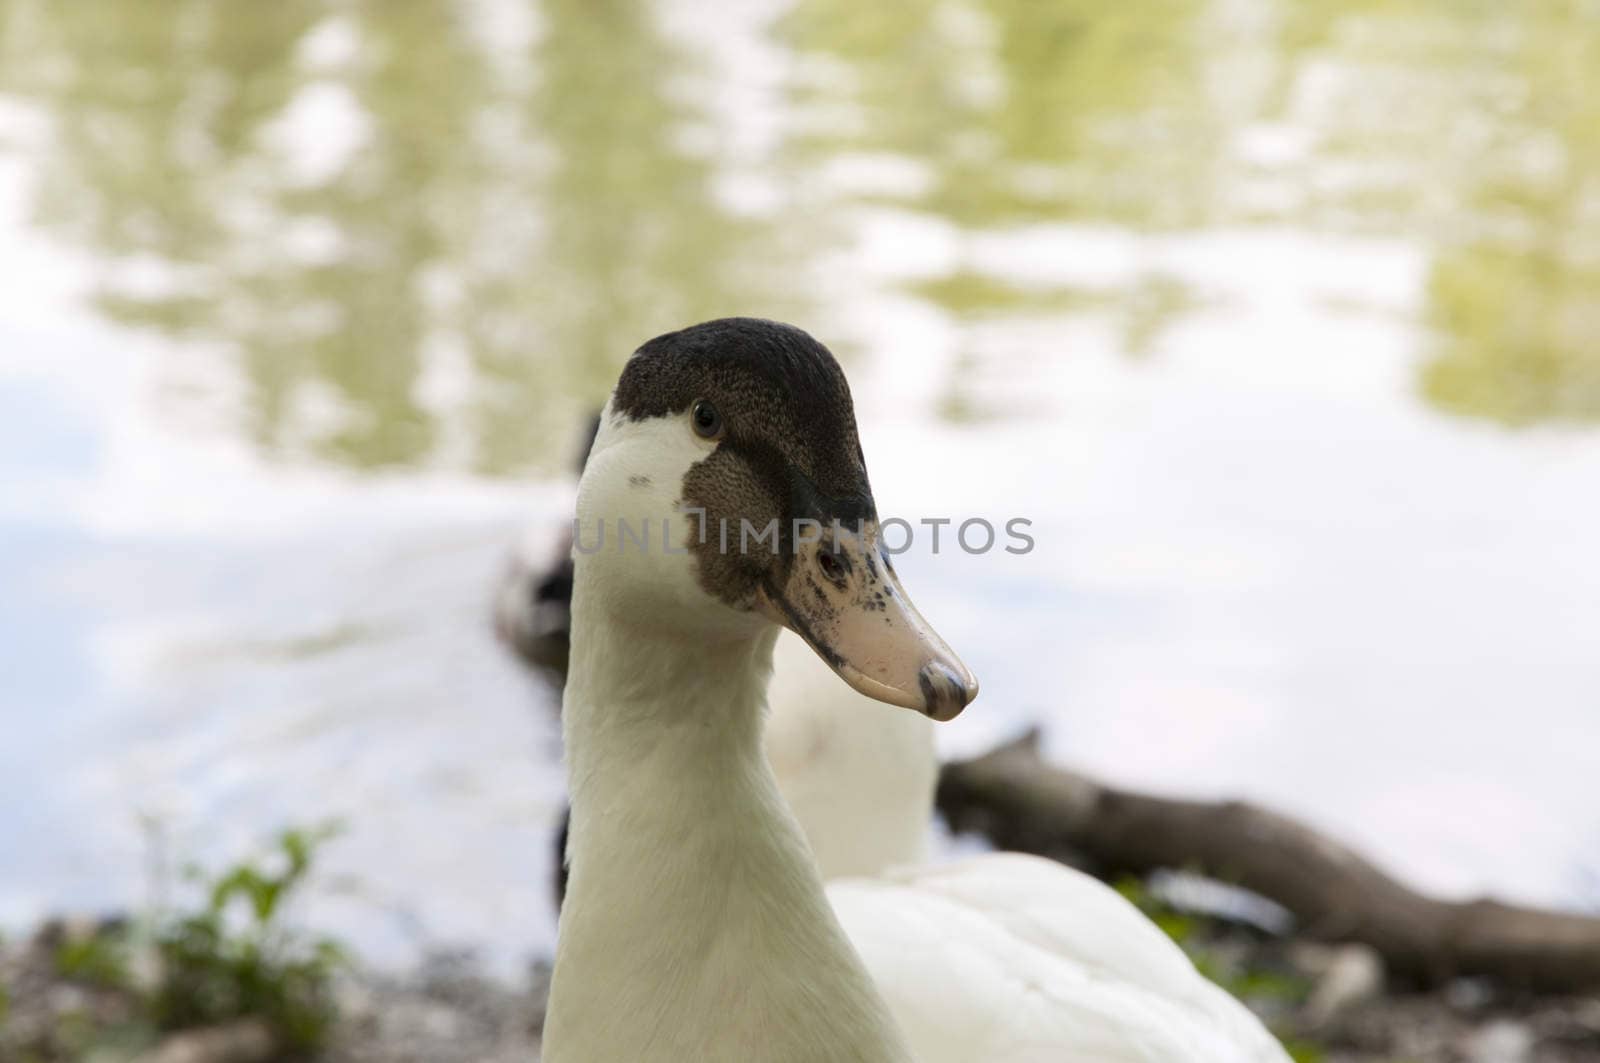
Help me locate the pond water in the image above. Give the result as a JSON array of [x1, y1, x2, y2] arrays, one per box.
[[2, 0, 1598, 972]]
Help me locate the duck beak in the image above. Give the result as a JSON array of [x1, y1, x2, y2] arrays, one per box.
[[755, 519, 978, 721]]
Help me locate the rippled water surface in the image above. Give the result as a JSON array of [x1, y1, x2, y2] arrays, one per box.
[[2, 0, 1598, 969]]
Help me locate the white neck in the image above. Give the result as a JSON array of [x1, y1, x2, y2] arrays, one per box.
[[542, 572, 913, 1063]]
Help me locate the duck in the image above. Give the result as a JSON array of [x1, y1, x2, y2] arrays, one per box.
[[542, 317, 1290, 1062]]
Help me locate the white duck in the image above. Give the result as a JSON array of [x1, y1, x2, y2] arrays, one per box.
[[543, 318, 1289, 1062]]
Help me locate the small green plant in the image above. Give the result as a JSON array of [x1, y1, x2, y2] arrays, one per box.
[[1283, 1038, 1327, 1063], [54, 932, 130, 989], [147, 823, 347, 1054], [28, 823, 348, 1059]]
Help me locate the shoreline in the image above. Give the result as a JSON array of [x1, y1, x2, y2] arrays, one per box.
[[4, 912, 1596, 1062]]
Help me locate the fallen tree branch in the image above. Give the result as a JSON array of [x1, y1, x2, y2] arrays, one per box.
[[936, 729, 1600, 992]]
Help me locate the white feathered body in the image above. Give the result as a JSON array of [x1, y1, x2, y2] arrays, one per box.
[[831, 854, 1290, 1062]]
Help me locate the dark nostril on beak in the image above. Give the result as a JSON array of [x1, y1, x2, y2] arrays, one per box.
[[917, 661, 977, 721]]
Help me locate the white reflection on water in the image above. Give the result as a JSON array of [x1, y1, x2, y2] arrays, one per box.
[[847, 213, 1600, 910]]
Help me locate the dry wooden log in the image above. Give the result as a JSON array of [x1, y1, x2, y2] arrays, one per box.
[[936, 729, 1600, 992]]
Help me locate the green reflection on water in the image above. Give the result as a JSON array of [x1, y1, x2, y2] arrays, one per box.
[[905, 273, 1104, 317], [1414, 4, 1600, 426], [1273, 1, 1600, 425], [463, 0, 808, 473], [782, 0, 1213, 229], [783, 0, 1600, 422], [2, 0, 1598, 453], [0, 0, 802, 473], [779, 0, 1217, 376]]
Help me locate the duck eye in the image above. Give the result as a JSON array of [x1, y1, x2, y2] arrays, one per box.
[[690, 399, 723, 440]]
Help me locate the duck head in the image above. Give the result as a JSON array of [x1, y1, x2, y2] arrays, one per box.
[[575, 317, 978, 721]]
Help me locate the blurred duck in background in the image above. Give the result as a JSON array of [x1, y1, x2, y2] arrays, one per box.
[[510, 318, 1290, 1062]]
